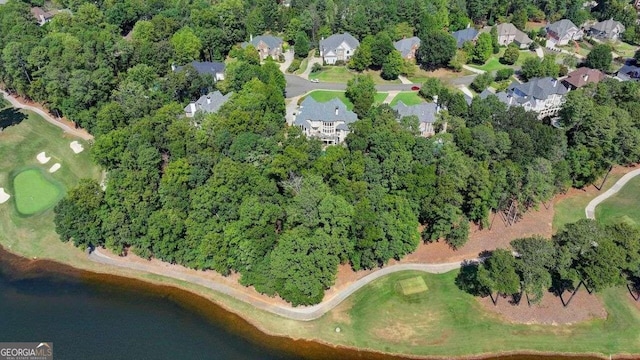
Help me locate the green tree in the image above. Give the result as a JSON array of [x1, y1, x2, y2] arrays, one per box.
[[170, 27, 202, 64], [419, 78, 444, 101], [511, 236, 556, 305], [470, 72, 494, 92], [54, 179, 104, 249], [472, 33, 493, 64], [345, 74, 376, 117], [477, 249, 521, 305], [501, 45, 520, 65], [294, 31, 310, 58], [370, 32, 395, 68], [348, 41, 373, 71], [381, 50, 403, 80], [585, 44, 612, 72], [416, 31, 457, 70]]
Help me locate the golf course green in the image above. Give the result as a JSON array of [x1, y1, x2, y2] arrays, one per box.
[[12, 168, 62, 215]]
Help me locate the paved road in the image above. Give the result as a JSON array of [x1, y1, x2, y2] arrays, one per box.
[[585, 169, 640, 219], [89, 248, 478, 321], [0, 89, 93, 140]]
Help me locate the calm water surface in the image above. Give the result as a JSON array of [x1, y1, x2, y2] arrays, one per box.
[[0, 247, 603, 360]]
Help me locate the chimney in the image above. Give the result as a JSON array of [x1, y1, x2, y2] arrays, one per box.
[[433, 95, 439, 105], [335, 106, 339, 115], [582, 74, 589, 82], [190, 103, 197, 114], [171, 63, 176, 71], [207, 95, 211, 104], [551, 78, 558, 87], [250, 34, 253, 42]]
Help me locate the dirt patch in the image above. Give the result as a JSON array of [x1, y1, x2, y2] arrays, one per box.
[[477, 290, 607, 325], [372, 322, 418, 344]]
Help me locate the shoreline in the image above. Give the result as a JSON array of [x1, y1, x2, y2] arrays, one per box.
[[0, 244, 623, 360]]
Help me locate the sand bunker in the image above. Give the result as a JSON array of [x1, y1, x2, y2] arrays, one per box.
[[0, 188, 10, 204], [70, 141, 84, 154], [36, 152, 51, 164], [49, 163, 61, 173]]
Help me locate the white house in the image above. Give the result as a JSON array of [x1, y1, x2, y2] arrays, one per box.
[[184, 91, 232, 118], [294, 97, 358, 145], [491, 77, 570, 119], [546, 19, 584, 46], [392, 101, 439, 137], [319, 33, 360, 65]]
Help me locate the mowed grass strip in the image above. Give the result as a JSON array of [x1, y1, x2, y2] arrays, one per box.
[[595, 175, 640, 227], [305, 90, 388, 110], [12, 168, 62, 215], [317, 270, 640, 357]]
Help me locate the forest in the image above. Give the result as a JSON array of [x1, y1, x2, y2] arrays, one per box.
[[0, 0, 639, 305]]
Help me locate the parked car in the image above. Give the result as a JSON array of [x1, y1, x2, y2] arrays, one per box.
[[310, 79, 319, 83], [411, 86, 420, 91]]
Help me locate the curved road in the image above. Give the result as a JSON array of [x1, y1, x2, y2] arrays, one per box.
[[585, 169, 640, 220], [0, 89, 93, 140], [90, 249, 478, 321]]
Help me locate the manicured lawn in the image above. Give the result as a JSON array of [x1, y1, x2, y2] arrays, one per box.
[[12, 168, 63, 215], [390, 91, 424, 106], [305, 90, 388, 110], [0, 110, 100, 260], [596, 176, 640, 227], [305, 270, 640, 357], [468, 49, 538, 73], [613, 41, 639, 58], [553, 172, 625, 232], [310, 66, 401, 84]]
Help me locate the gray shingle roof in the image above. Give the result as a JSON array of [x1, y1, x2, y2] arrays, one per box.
[[184, 91, 232, 115], [392, 101, 438, 124], [243, 35, 283, 49], [320, 33, 360, 54], [589, 19, 625, 36], [294, 97, 358, 126], [547, 19, 579, 38], [451, 28, 478, 48], [617, 64, 640, 80], [507, 77, 569, 100], [174, 61, 225, 77], [393, 37, 421, 56]]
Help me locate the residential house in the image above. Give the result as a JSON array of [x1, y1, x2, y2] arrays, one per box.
[[172, 61, 225, 81], [546, 19, 584, 46], [31, 7, 55, 25], [588, 19, 625, 40], [294, 97, 358, 145], [452, 28, 479, 48], [635, 0, 640, 10], [616, 64, 640, 81], [491, 77, 570, 119], [393, 37, 421, 60], [490, 23, 533, 49], [392, 101, 439, 137], [184, 91, 232, 118], [241, 35, 283, 61], [562, 67, 606, 89], [319, 33, 360, 65]]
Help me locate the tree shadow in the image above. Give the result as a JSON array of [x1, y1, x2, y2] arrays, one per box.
[[455, 260, 490, 297], [0, 108, 27, 131]]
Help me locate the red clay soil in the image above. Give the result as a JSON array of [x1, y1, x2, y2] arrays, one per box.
[[477, 290, 607, 325]]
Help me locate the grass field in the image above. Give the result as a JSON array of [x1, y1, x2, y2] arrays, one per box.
[[612, 41, 639, 58], [295, 270, 640, 357], [553, 172, 626, 232], [12, 168, 63, 215], [294, 57, 309, 75], [389, 91, 424, 106], [305, 90, 388, 110], [468, 49, 538, 73], [310, 66, 401, 84], [595, 176, 640, 227], [0, 109, 100, 260]]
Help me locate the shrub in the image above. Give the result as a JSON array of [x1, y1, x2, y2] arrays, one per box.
[[501, 46, 520, 65], [495, 68, 514, 81], [334, 60, 345, 66], [287, 58, 301, 73], [311, 63, 322, 73], [470, 72, 494, 92]]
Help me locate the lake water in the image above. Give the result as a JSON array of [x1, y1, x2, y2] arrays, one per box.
[[0, 247, 601, 360]]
